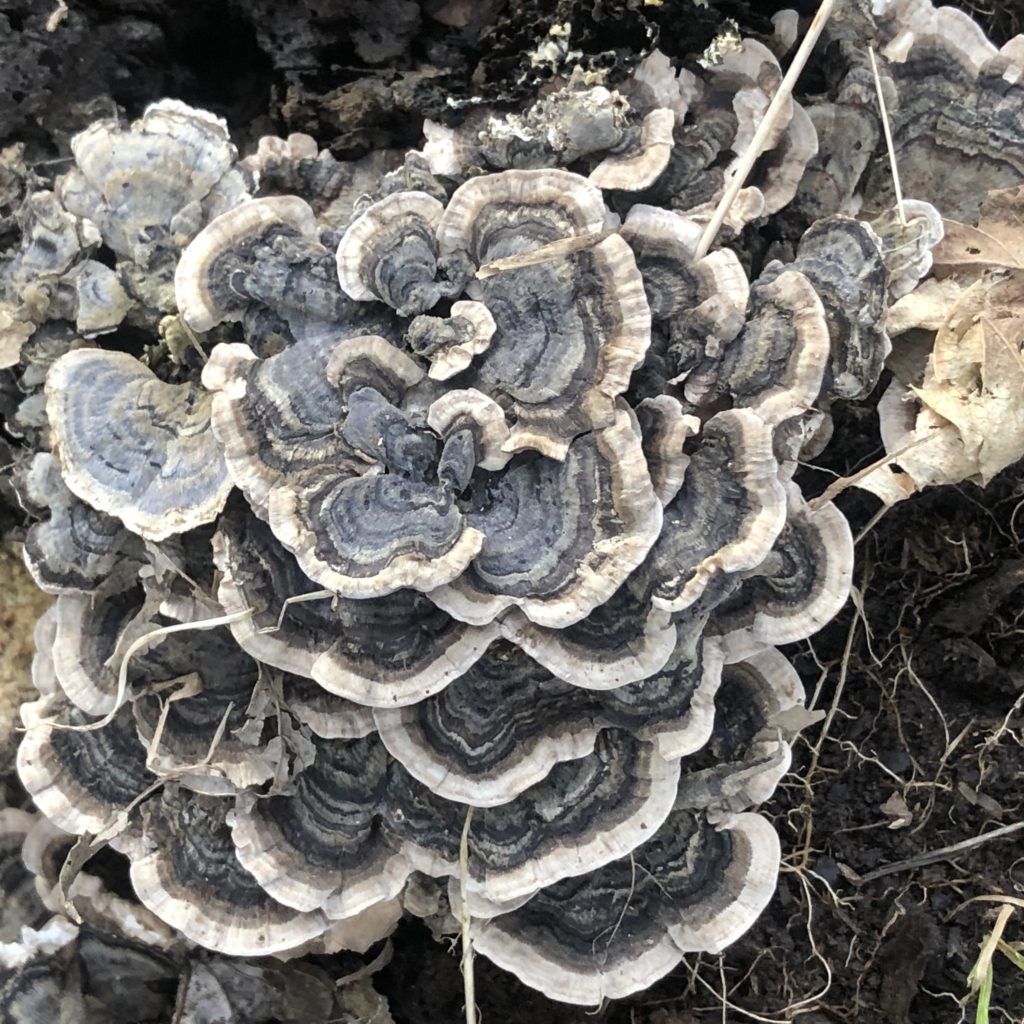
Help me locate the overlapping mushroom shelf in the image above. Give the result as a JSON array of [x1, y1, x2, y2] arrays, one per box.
[[7, 41, 893, 1004]]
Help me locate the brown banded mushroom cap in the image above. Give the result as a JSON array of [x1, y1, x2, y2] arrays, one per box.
[[386, 729, 680, 905], [436, 168, 607, 260], [213, 507, 497, 707], [620, 204, 749, 323], [229, 736, 410, 919], [430, 406, 663, 628], [48, 582, 151, 716], [709, 482, 854, 647], [634, 396, 700, 507], [336, 191, 467, 316], [675, 646, 805, 813], [589, 108, 676, 191], [407, 301, 497, 381], [46, 349, 231, 541], [471, 810, 780, 1004], [17, 696, 154, 836], [130, 789, 331, 956], [645, 408, 787, 614], [175, 196, 321, 332], [373, 645, 605, 805], [19, 453, 143, 595], [57, 100, 248, 265], [268, 468, 486, 600], [692, 269, 830, 426], [426, 389, 512, 471], [202, 337, 375, 517], [498, 586, 677, 690]]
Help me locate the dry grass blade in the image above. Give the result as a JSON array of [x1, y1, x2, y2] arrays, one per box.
[[460, 806, 477, 1024], [476, 229, 614, 278], [868, 44, 907, 226], [694, 0, 837, 260]]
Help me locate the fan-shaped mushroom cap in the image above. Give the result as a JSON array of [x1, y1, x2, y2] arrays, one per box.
[[620, 204, 749, 323], [130, 789, 329, 956], [374, 644, 605, 805], [213, 507, 497, 707], [437, 170, 651, 457], [407, 301, 497, 380], [64, 261, 132, 338], [336, 191, 469, 315], [0, 915, 83, 1022], [19, 453, 143, 595], [430, 406, 663, 628], [709, 482, 854, 647], [698, 269, 829, 424], [130, 627, 275, 795], [283, 676, 375, 740], [472, 810, 780, 1004], [644, 409, 787, 614], [634, 396, 699, 507], [401, 729, 680, 905], [498, 584, 677, 689], [675, 647, 804, 813], [589, 108, 676, 191], [426, 389, 512, 471], [268, 466, 485, 599], [17, 696, 154, 836], [48, 582, 150, 716], [230, 735, 407, 919], [770, 216, 890, 401], [175, 196, 323, 332], [46, 349, 231, 541], [861, 11, 1024, 223], [870, 199, 944, 299], [202, 336, 371, 517]]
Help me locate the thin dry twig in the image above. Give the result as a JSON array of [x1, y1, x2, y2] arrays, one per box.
[[868, 44, 907, 226], [475, 229, 614, 278], [854, 821, 1024, 885], [694, 0, 837, 260]]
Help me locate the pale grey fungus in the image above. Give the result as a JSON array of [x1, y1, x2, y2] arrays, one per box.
[[46, 348, 232, 541], [19, 453, 144, 596], [407, 300, 497, 381], [336, 191, 471, 316]]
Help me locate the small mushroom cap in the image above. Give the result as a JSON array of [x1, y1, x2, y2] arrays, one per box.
[[336, 191, 465, 315], [431, 406, 663, 628], [472, 810, 780, 1004], [645, 408, 787, 614], [634, 395, 700, 507], [498, 584, 677, 690], [408, 301, 497, 381], [202, 336, 373, 517], [19, 453, 143, 595], [131, 789, 329, 956], [589, 108, 676, 191], [706, 269, 830, 426], [675, 647, 805, 813], [46, 349, 231, 541], [268, 468, 485, 600], [17, 696, 154, 836], [175, 196, 321, 331], [709, 481, 854, 647], [426, 389, 512, 471]]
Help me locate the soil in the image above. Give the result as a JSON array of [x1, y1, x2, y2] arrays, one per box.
[[2, 1, 1024, 1022]]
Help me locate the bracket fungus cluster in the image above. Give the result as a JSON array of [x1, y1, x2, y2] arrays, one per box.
[[7, 0, 1013, 1007]]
